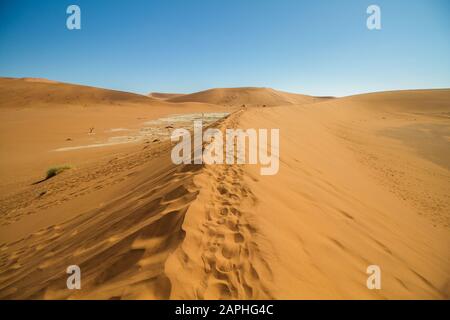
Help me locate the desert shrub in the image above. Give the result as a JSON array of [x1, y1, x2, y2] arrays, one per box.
[[46, 165, 71, 179]]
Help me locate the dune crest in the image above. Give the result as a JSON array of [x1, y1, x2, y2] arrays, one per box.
[[21, 78, 60, 84], [167, 87, 319, 107], [0, 77, 162, 109], [148, 92, 185, 100]]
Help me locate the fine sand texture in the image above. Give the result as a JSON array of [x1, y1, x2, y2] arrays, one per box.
[[0, 79, 448, 299]]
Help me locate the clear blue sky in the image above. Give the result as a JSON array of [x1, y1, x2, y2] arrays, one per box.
[[0, 0, 449, 96]]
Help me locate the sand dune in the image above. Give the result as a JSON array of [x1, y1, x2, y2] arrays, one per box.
[[304, 89, 450, 226], [0, 141, 200, 299], [148, 92, 185, 100], [20, 78, 61, 84], [0, 83, 448, 299], [167, 87, 319, 106], [0, 77, 163, 109], [167, 90, 449, 299], [325, 89, 450, 114]]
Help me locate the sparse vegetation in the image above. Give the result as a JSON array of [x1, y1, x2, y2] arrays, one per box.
[[46, 165, 71, 180]]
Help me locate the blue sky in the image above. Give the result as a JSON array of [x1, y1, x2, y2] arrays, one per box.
[[0, 0, 449, 96]]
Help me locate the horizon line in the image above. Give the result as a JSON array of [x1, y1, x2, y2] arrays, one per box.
[[2, 75, 450, 99]]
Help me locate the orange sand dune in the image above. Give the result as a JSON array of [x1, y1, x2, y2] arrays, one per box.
[[0, 143, 200, 299], [167, 87, 319, 106], [148, 92, 185, 100], [20, 78, 61, 84], [0, 77, 163, 108], [167, 90, 449, 299], [0, 84, 448, 299]]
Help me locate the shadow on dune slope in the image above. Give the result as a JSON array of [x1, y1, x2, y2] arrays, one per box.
[[0, 151, 203, 299]]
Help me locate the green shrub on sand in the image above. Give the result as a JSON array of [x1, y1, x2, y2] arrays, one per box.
[[46, 165, 71, 179]]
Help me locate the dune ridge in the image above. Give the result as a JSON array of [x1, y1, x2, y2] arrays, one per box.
[[166, 111, 275, 299], [148, 92, 185, 100], [0, 77, 163, 109], [167, 87, 319, 106]]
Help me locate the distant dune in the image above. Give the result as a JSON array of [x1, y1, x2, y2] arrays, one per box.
[[0, 80, 448, 299], [148, 92, 185, 100], [0, 77, 160, 109], [167, 87, 319, 106], [329, 89, 450, 113]]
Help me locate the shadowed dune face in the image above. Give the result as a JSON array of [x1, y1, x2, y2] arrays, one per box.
[[167, 87, 319, 106], [0, 148, 202, 299], [0, 82, 449, 299]]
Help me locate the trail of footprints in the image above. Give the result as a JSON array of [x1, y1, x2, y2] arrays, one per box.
[[195, 114, 274, 299], [197, 165, 273, 299]]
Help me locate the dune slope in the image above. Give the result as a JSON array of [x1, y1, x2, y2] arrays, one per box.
[[148, 92, 185, 100], [0, 140, 205, 299], [0, 77, 162, 108], [167, 87, 318, 106]]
